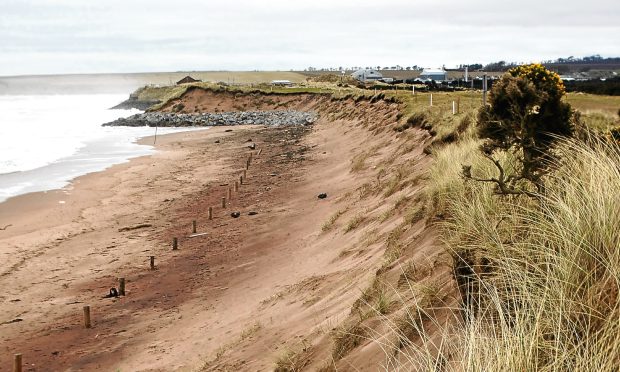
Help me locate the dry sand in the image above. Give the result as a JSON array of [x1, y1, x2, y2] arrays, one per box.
[[0, 92, 451, 371]]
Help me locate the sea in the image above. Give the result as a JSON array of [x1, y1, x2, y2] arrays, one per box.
[[0, 94, 201, 203]]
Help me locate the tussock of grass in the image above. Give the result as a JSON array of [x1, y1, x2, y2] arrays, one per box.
[[580, 110, 619, 131], [274, 346, 309, 372], [321, 209, 346, 232], [351, 151, 370, 172], [332, 323, 367, 360], [344, 214, 366, 233]]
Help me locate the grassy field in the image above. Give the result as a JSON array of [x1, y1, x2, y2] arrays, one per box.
[[0, 71, 309, 95], [565, 92, 620, 114]]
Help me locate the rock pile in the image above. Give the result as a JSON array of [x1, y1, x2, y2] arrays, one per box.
[[103, 110, 317, 127]]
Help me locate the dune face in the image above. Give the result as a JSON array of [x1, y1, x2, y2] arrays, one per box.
[[0, 90, 451, 371]]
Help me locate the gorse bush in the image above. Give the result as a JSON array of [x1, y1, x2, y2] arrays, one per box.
[[474, 64, 574, 192]]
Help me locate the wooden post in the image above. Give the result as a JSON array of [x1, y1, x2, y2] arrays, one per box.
[[222, 197, 226, 208], [13, 354, 22, 372], [228, 187, 232, 200], [240, 175, 243, 185], [172, 237, 178, 250], [430, 93, 433, 106], [192, 220, 197, 233], [412, 85, 415, 95], [150, 256, 155, 270], [208, 206, 213, 220], [246, 159, 250, 170], [452, 101, 456, 115], [83, 305, 91, 329], [118, 278, 125, 296], [234, 181, 239, 192], [483, 74, 488, 106]]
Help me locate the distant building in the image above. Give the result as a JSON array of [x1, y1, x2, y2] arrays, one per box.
[[351, 69, 383, 82], [271, 80, 293, 86], [176, 76, 201, 85], [419, 68, 447, 82]]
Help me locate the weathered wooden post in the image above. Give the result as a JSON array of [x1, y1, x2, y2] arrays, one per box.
[[192, 220, 197, 234], [150, 256, 155, 270], [240, 175, 243, 185], [13, 354, 22, 372], [222, 197, 226, 208], [172, 237, 178, 250], [118, 278, 125, 296], [83, 305, 91, 328], [234, 181, 239, 192], [228, 187, 232, 200], [208, 206, 213, 220]]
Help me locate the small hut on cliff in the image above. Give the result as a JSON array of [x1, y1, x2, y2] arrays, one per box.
[[176, 76, 201, 85]]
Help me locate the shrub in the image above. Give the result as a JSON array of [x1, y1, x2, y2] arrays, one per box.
[[474, 64, 574, 193]]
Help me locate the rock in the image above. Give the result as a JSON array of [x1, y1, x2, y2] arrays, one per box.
[[102, 110, 318, 128], [215, 140, 220, 144], [318, 193, 328, 199], [103, 288, 119, 298], [248, 211, 258, 216], [248, 143, 256, 150], [231, 211, 241, 218], [225, 129, 233, 132]]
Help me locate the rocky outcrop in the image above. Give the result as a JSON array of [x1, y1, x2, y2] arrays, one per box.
[[102, 111, 317, 127]]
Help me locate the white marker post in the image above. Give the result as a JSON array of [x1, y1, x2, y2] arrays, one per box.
[[482, 74, 489, 106], [430, 94, 433, 107], [452, 101, 456, 115], [412, 85, 415, 95]]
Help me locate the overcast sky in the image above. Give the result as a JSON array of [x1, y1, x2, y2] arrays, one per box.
[[1, 0, 619, 76]]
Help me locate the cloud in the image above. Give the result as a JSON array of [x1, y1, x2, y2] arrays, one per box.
[[0, 0, 619, 75]]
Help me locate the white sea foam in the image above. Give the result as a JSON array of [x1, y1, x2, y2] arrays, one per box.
[[0, 94, 205, 202]]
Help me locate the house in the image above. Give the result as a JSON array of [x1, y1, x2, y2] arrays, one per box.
[[176, 76, 201, 85], [419, 68, 447, 82], [351, 69, 383, 83], [271, 80, 293, 86]]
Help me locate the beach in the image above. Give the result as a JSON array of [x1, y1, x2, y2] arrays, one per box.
[[0, 113, 373, 370], [0, 91, 444, 370]]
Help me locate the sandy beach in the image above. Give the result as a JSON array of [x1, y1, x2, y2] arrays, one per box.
[[0, 92, 447, 371]]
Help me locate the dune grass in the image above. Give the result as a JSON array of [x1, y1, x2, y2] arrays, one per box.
[[380, 136, 620, 370]]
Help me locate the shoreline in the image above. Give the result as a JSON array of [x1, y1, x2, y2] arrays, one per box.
[[0, 125, 209, 205]]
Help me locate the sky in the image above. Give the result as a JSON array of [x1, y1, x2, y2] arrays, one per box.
[[1, 0, 619, 76]]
